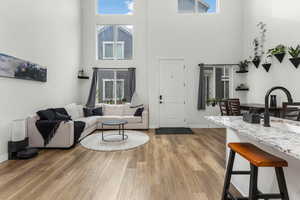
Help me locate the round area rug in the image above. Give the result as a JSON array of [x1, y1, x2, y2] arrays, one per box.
[[80, 130, 150, 152]]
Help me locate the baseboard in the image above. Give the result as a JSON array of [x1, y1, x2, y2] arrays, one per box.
[[0, 153, 8, 163]]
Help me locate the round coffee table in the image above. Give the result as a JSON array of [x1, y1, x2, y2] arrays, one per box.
[[101, 120, 128, 142]]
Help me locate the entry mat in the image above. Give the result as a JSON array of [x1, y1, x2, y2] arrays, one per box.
[[155, 127, 194, 135]]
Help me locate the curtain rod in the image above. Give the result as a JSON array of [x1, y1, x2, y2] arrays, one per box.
[[198, 63, 239, 67], [93, 67, 136, 70]]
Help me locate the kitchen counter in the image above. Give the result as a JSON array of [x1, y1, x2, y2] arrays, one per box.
[[206, 116, 300, 199], [206, 116, 300, 160]]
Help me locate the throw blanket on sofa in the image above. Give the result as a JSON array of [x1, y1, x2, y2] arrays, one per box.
[[36, 108, 86, 146]]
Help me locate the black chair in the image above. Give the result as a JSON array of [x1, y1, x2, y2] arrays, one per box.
[[282, 102, 300, 121], [228, 99, 241, 116]]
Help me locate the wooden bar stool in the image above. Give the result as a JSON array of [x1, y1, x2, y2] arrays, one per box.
[[221, 143, 289, 200]]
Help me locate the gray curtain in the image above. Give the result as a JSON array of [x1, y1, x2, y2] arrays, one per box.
[[128, 68, 136, 101], [198, 65, 206, 110], [86, 69, 98, 108]]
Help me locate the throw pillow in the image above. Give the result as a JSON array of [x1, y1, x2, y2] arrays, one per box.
[[37, 109, 56, 120], [93, 107, 103, 116], [55, 112, 72, 121], [134, 107, 144, 117], [83, 108, 94, 117]]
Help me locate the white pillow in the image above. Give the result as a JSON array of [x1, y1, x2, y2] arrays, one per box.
[[77, 105, 84, 118], [123, 104, 137, 116], [65, 103, 80, 120]]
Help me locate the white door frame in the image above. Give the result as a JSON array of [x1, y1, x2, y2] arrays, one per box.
[[157, 57, 187, 128]]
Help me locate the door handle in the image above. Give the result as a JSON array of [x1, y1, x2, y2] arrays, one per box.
[[159, 95, 163, 104]]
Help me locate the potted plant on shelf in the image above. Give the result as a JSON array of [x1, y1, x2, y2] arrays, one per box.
[[207, 98, 219, 107], [288, 45, 300, 68], [238, 60, 250, 72], [262, 55, 272, 72], [268, 44, 286, 63]]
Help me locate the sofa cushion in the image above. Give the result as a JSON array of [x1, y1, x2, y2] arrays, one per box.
[[77, 105, 84, 118], [103, 104, 124, 116], [77, 117, 99, 128], [120, 116, 142, 123], [134, 107, 144, 117], [65, 103, 78, 120], [83, 108, 94, 117], [122, 104, 136, 116]]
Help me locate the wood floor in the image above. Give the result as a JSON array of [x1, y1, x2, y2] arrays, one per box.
[[0, 128, 233, 200]]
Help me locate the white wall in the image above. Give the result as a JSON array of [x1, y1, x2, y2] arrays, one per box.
[[147, 0, 244, 128], [0, 0, 81, 162], [243, 0, 300, 105]]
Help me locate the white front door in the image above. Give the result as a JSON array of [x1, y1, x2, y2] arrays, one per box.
[[159, 59, 187, 127]]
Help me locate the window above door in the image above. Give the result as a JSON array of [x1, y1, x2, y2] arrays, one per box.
[[97, 0, 134, 15], [178, 0, 218, 13]]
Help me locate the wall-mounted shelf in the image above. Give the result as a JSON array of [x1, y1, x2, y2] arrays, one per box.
[[235, 88, 249, 91], [78, 76, 89, 79], [236, 70, 248, 74]]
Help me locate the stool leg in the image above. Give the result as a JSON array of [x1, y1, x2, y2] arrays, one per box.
[[275, 167, 289, 200], [249, 164, 258, 200], [221, 150, 236, 200]]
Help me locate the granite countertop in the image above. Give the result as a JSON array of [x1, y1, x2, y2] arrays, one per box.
[[206, 116, 300, 160]]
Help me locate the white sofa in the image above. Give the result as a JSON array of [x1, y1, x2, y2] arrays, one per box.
[[27, 103, 149, 148]]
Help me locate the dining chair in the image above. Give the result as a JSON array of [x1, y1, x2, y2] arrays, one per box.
[[228, 99, 241, 116], [282, 102, 300, 121], [219, 100, 230, 116]]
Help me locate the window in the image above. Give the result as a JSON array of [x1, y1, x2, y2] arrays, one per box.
[[103, 41, 124, 59], [97, 69, 131, 104], [97, 0, 134, 15], [178, 0, 217, 13], [204, 66, 232, 105], [103, 79, 125, 101], [97, 25, 133, 60]]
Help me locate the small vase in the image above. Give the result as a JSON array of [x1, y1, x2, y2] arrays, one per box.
[[274, 53, 285, 63], [270, 95, 277, 108], [262, 63, 271, 72], [289, 57, 300, 68]]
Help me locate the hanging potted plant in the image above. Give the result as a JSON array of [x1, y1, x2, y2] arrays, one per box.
[[251, 22, 267, 68], [252, 38, 261, 68], [262, 55, 272, 72], [268, 44, 286, 63], [288, 45, 300, 68], [238, 60, 250, 72]]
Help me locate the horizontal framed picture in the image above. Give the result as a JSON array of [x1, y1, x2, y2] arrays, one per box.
[[0, 53, 47, 82]]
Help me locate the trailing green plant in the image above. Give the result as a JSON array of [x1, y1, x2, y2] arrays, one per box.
[[268, 44, 286, 55], [251, 22, 267, 61], [288, 45, 300, 58]]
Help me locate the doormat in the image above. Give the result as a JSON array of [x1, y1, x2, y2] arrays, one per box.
[[155, 127, 194, 135]]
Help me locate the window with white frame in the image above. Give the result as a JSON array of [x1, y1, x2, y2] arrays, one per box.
[[96, 69, 131, 104], [103, 41, 124, 59], [97, 25, 133, 60], [103, 79, 125, 101], [178, 0, 217, 13], [204, 66, 232, 104]]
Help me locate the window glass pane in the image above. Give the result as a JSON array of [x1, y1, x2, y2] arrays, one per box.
[[97, 0, 134, 15], [116, 71, 130, 102], [117, 25, 133, 60], [105, 81, 114, 100], [178, 0, 195, 13], [116, 80, 124, 100], [104, 43, 114, 58], [201, 0, 217, 13], [97, 25, 133, 60]]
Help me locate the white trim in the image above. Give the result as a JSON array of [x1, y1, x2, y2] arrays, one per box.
[[102, 41, 125, 60], [0, 153, 8, 163]]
